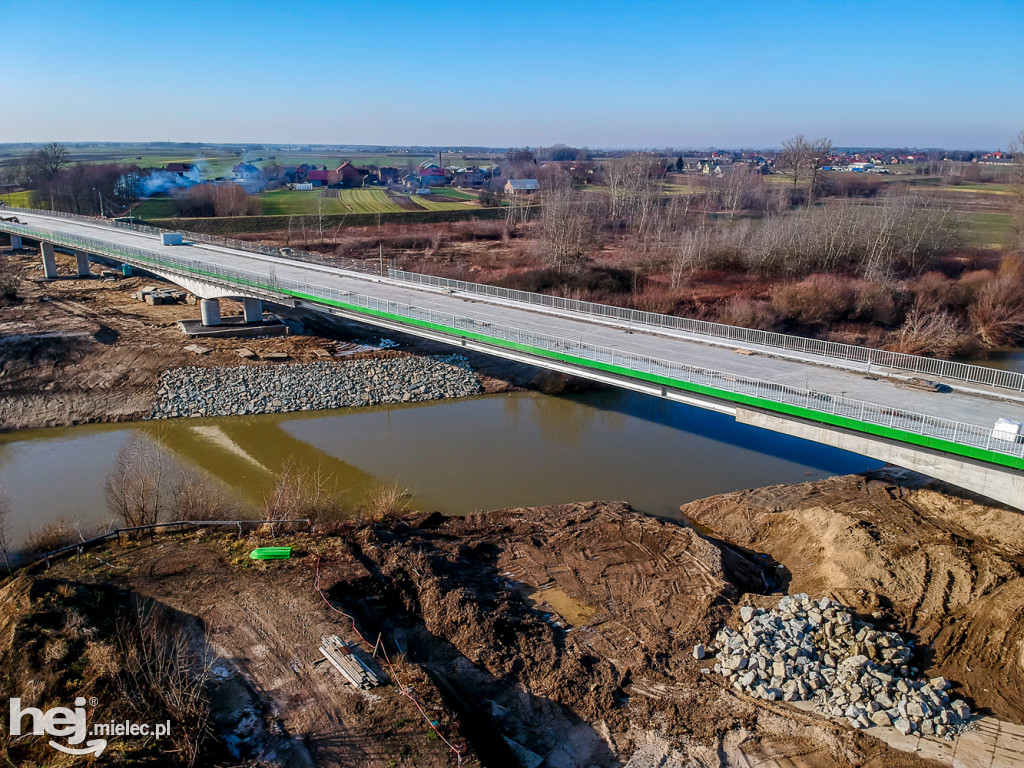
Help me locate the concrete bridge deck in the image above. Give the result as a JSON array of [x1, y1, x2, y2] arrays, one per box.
[[3, 210, 1023, 507]]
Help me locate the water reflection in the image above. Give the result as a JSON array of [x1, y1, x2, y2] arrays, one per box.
[[0, 390, 881, 546]]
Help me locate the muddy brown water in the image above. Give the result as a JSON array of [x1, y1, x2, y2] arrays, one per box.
[[0, 390, 878, 548]]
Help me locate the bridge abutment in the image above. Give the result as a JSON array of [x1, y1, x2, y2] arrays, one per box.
[[736, 406, 1024, 511], [243, 297, 263, 323], [200, 298, 222, 326], [40, 242, 57, 279]]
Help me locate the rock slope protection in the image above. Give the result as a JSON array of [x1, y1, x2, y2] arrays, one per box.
[[150, 354, 482, 418], [682, 469, 1024, 724]]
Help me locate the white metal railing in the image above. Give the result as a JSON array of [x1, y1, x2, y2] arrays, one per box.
[[387, 269, 1024, 393], [1, 205, 377, 274], [4, 220, 1022, 465]]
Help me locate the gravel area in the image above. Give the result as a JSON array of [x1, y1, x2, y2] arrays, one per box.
[[704, 593, 972, 740], [150, 354, 481, 419]]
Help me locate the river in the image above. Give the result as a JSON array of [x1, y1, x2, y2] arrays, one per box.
[[0, 389, 880, 548]]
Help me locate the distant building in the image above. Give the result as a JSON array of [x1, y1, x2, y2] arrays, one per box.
[[329, 162, 362, 187], [166, 162, 201, 184], [378, 166, 401, 186], [417, 161, 448, 187], [307, 169, 329, 187], [232, 162, 261, 182], [505, 178, 540, 194], [452, 167, 490, 188]]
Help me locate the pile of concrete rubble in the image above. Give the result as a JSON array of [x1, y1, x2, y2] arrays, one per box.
[[700, 594, 971, 740]]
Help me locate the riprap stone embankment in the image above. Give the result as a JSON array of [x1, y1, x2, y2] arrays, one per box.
[[150, 354, 481, 419]]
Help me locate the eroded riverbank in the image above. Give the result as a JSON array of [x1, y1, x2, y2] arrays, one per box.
[[4, 468, 1021, 767]]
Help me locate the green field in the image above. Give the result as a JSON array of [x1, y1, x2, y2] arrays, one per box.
[[427, 188, 478, 200], [132, 196, 177, 219], [0, 190, 32, 207], [260, 189, 413, 215], [963, 212, 1019, 247], [402, 193, 477, 211]]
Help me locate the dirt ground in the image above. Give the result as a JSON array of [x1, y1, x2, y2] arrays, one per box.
[[682, 468, 1024, 727], [0, 247, 550, 432], [13, 496, 975, 767]]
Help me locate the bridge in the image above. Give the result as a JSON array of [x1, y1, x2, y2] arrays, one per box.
[[3, 209, 1024, 509]]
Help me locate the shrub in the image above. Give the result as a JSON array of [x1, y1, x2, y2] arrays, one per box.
[[887, 307, 976, 357], [716, 297, 779, 330], [0, 258, 20, 303], [22, 520, 77, 557], [770, 274, 856, 326], [968, 258, 1024, 347], [363, 481, 411, 520], [850, 280, 900, 325]]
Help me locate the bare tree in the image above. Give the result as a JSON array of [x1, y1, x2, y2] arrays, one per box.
[[262, 457, 340, 521], [539, 183, 596, 275], [780, 135, 812, 192], [0, 485, 12, 573], [170, 468, 237, 522], [36, 142, 70, 180], [105, 435, 175, 527], [807, 137, 833, 203], [1011, 128, 1024, 241]]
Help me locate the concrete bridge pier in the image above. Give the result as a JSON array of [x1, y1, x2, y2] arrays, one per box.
[[243, 297, 263, 323], [9, 234, 21, 250], [74, 250, 90, 277], [200, 298, 222, 326], [40, 242, 58, 279]]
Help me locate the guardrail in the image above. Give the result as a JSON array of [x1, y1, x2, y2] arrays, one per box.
[[387, 269, 1024, 393], [4, 219, 1023, 469], [1, 205, 378, 275], [29, 518, 312, 570]]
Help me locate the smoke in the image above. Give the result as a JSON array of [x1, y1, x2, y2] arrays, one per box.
[[139, 171, 194, 198]]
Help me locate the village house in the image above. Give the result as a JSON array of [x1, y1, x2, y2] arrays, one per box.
[[232, 162, 261, 183], [505, 178, 540, 195], [328, 162, 362, 187], [452, 167, 490, 188], [166, 162, 201, 184], [307, 169, 329, 187], [417, 161, 448, 187], [378, 167, 401, 186]]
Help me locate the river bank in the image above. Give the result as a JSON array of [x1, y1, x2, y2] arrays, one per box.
[[0, 248, 546, 432], [150, 353, 482, 419], [4, 468, 1021, 767]]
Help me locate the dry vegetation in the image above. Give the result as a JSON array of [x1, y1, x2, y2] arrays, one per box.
[[232, 150, 1024, 359]]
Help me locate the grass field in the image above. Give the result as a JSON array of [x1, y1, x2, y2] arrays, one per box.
[[402, 194, 477, 211], [427, 188, 478, 200], [260, 189, 411, 215], [132, 196, 177, 219], [963, 212, 1019, 247], [0, 190, 33, 207]]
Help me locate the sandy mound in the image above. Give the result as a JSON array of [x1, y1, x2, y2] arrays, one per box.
[[683, 469, 1024, 724]]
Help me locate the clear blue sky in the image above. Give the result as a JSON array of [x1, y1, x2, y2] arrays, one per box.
[[3, 0, 1022, 149]]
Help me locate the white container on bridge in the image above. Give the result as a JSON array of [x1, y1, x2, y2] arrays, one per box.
[[160, 232, 183, 246]]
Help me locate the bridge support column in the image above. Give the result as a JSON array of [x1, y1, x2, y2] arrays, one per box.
[[9, 234, 21, 250], [40, 242, 58, 279], [242, 297, 263, 324], [200, 298, 221, 326], [75, 251, 90, 277]]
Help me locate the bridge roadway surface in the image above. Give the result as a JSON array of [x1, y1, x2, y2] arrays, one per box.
[[6, 210, 1024, 438]]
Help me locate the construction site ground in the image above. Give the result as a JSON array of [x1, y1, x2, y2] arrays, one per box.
[[4, 467, 1021, 766], [0, 247, 542, 432]]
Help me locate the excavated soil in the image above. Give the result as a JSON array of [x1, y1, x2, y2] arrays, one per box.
[[0, 249, 545, 431], [21, 500, 952, 767], [683, 468, 1024, 726]]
